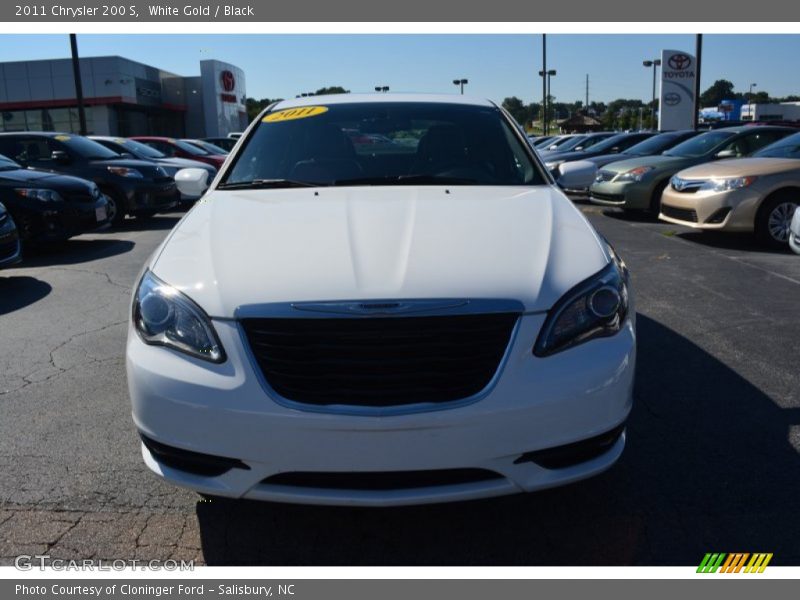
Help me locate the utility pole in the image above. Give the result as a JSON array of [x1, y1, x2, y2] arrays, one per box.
[[69, 34, 87, 135], [585, 74, 589, 110], [693, 34, 703, 130], [542, 34, 547, 135]]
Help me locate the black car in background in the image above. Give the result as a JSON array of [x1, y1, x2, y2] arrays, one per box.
[[0, 153, 109, 244], [89, 136, 217, 204], [0, 133, 179, 224], [0, 201, 22, 268]]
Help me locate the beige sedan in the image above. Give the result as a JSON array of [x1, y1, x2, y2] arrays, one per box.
[[660, 133, 800, 248]]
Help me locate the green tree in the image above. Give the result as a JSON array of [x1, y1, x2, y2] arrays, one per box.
[[502, 96, 530, 125], [314, 86, 350, 95], [245, 97, 283, 121], [699, 79, 738, 108]]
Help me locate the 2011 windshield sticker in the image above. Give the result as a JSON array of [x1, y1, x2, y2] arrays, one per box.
[[263, 106, 329, 123]]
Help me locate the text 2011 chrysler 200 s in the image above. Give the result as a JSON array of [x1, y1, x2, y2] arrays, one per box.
[[127, 94, 636, 506]]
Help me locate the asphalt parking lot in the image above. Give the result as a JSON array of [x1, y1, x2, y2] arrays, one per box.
[[0, 204, 799, 566]]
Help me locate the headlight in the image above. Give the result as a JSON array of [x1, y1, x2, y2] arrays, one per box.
[[133, 270, 225, 363], [534, 255, 629, 357], [108, 166, 143, 178], [614, 166, 654, 183], [698, 176, 757, 192], [14, 188, 64, 202]]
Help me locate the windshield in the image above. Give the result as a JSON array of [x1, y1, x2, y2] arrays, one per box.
[[60, 135, 121, 160], [0, 154, 21, 171], [626, 132, 693, 155], [187, 140, 227, 154], [664, 131, 736, 158], [581, 133, 645, 154], [118, 138, 165, 159], [171, 140, 209, 156], [222, 102, 546, 187], [753, 133, 800, 158]]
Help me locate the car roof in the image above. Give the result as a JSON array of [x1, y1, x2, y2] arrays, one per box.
[[0, 131, 72, 137], [271, 93, 495, 112], [704, 125, 795, 134]]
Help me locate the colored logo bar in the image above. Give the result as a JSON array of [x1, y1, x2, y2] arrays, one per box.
[[697, 553, 773, 573]]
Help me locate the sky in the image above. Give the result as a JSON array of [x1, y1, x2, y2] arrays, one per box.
[[1, 34, 799, 106]]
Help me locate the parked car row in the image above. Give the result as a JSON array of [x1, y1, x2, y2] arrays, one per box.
[[540, 126, 800, 251], [0, 130, 234, 270]]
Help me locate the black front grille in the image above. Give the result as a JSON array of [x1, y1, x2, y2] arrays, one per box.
[[262, 469, 503, 491], [242, 313, 519, 407], [64, 192, 96, 204], [661, 204, 698, 223]]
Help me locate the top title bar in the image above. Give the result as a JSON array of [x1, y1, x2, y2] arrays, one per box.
[[3, 0, 800, 21]]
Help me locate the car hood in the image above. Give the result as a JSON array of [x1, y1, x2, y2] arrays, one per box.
[[155, 157, 217, 172], [601, 154, 692, 174], [150, 186, 609, 318], [675, 157, 800, 179], [586, 152, 637, 167], [90, 158, 168, 177], [0, 167, 97, 192]]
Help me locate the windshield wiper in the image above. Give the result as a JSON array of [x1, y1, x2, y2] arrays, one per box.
[[333, 174, 480, 186], [217, 178, 325, 190]]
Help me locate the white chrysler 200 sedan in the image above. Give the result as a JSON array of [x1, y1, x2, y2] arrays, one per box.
[[127, 94, 635, 506]]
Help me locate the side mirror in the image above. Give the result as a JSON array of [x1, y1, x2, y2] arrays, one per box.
[[556, 160, 597, 191], [174, 168, 210, 198], [715, 149, 738, 159], [610, 146, 621, 153], [51, 150, 71, 164]]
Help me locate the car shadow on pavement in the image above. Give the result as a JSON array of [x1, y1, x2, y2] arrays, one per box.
[[8, 238, 135, 268], [195, 314, 800, 566], [97, 214, 183, 234], [676, 230, 789, 254], [0, 275, 52, 315], [601, 209, 659, 223]]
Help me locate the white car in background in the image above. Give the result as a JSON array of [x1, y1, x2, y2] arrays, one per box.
[[127, 94, 635, 506]]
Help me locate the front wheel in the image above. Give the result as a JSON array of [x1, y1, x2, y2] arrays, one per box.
[[102, 192, 125, 226], [649, 180, 669, 215], [755, 193, 798, 249]]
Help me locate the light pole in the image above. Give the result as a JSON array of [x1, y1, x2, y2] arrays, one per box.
[[69, 34, 87, 135], [374, 86, 389, 93], [748, 83, 757, 121], [453, 78, 468, 95], [643, 58, 661, 128], [538, 69, 556, 134]]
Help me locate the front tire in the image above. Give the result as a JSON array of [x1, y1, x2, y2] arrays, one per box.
[[755, 192, 798, 249], [649, 180, 669, 215], [102, 191, 125, 226]]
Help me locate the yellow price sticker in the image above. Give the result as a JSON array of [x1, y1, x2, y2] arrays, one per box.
[[54, 135, 71, 141], [263, 106, 329, 123]]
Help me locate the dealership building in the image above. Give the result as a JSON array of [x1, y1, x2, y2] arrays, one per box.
[[0, 56, 248, 137]]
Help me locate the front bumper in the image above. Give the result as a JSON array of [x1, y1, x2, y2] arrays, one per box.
[[127, 312, 636, 506], [12, 197, 110, 243], [122, 179, 179, 213], [0, 215, 21, 267], [589, 180, 650, 210], [659, 186, 760, 232]]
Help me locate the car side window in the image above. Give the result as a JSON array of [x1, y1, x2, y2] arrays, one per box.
[[720, 137, 749, 158], [15, 138, 55, 164], [158, 142, 176, 157], [742, 131, 787, 155]]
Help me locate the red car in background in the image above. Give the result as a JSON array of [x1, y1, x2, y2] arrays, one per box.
[[130, 136, 227, 169]]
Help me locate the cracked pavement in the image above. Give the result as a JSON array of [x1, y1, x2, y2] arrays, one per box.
[[0, 208, 799, 566]]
